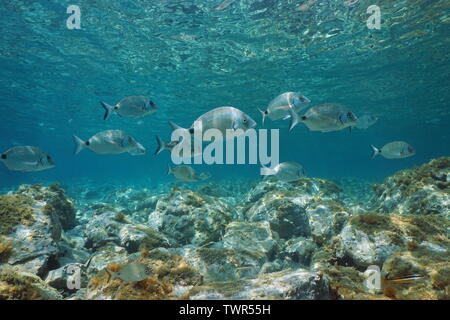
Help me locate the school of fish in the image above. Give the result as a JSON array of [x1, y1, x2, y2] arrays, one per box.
[[1, 92, 415, 183]]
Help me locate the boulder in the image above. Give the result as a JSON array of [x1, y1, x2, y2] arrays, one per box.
[[84, 211, 170, 253], [371, 157, 450, 218], [148, 189, 235, 246], [0, 191, 62, 276]]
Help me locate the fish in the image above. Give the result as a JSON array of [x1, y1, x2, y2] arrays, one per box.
[[355, 113, 378, 129], [365, 269, 423, 293], [344, 0, 359, 7], [288, 103, 358, 132], [371, 141, 415, 159], [72, 130, 146, 156], [106, 262, 151, 283], [383, 274, 423, 285], [167, 164, 211, 182], [262, 161, 306, 182], [100, 95, 158, 120], [168, 106, 256, 140], [154, 135, 202, 158], [258, 92, 310, 125], [1, 146, 55, 172], [212, 0, 234, 11]]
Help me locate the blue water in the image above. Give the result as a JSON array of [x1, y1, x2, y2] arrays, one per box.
[[0, 0, 449, 190]]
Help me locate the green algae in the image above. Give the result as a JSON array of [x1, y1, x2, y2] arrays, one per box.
[[372, 157, 450, 215], [88, 254, 202, 300], [184, 192, 206, 208], [0, 268, 59, 300], [0, 194, 35, 236], [0, 237, 13, 263]]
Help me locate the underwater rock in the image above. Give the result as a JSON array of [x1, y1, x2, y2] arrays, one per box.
[[305, 199, 350, 245], [148, 189, 235, 246], [103, 188, 158, 212], [45, 263, 88, 293], [57, 236, 91, 267], [16, 183, 76, 230], [222, 221, 277, 258], [168, 246, 267, 282], [85, 249, 202, 300], [0, 191, 62, 276], [244, 179, 349, 242], [245, 191, 311, 239], [381, 238, 450, 300], [0, 266, 63, 300], [84, 211, 171, 253], [334, 222, 403, 268], [313, 213, 450, 299], [371, 157, 450, 218], [190, 269, 330, 300], [233, 269, 330, 300], [85, 245, 129, 279], [244, 178, 342, 205], [279, 236, 318, 267]]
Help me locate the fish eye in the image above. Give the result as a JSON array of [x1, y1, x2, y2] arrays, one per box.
[[243, 119, 247, 123]]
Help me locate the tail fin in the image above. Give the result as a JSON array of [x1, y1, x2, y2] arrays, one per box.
[[72, 135, 86, 155], [257, 108, 266, 125], [155, 135, 166, 155], [260, 164, 274, 179], [287, 106, 300, 132], [104, 268, 116, 283], [168, 121, 183, 131], [167, 164, 173, 175], [199, 172, 211, 180], [371, 145, 381, 159], [100, 101, 115, 120]]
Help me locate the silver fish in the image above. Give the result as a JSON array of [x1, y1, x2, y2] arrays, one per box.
[[167, 165, 211, 182], [0, 146, 55, 172], [355, 114, 378, 129], [107, 262, 151, 282], [289, 103, 358, 132], [259, 92, 310, 125], [371, 141, 415, 159], [169, 106, 256, 140], [100, 95, 158, 120], [154, 135, 202, 158], [262, 161, 306, 182], [72, 130, 146, 155]]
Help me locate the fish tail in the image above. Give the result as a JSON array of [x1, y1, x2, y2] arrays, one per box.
[[371, 145, 381, 159], [100, 101, 115, 120], [257, 108, 266, 125], [168, 121, 184, 131], [104, 268, 115, 283], [260, 164, 273, 179], [72, 135, 86, 155], [199, 172, 211, 180], [384, 274, 422, 284], [287, 106, 300, 132], [155, 135, 166, 155], [167, 164, 173, 175]]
